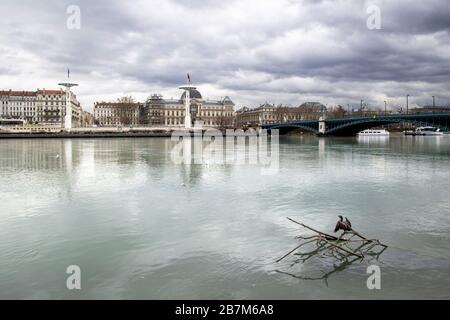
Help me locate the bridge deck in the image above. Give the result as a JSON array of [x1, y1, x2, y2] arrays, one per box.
[[262, 112, 450, 136]]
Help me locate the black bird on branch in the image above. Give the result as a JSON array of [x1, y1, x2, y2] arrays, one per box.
[[334, 215, 352, 233]]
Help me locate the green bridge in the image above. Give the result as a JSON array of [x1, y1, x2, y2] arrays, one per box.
[[262, 113, 450, 136]]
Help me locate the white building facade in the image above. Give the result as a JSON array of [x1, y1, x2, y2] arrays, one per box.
[[142, 88, 235, 128], [0, 90, 37, 122], [93, 102, 142, 126], [0, 89, 82, 127]]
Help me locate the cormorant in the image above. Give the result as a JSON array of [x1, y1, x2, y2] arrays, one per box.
[[345, 217, 352, 229], [334, 215, 352, 233]]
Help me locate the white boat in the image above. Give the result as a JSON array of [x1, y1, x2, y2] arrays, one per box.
[[414, 127, 444, 136], [357, 129, 390, 136]]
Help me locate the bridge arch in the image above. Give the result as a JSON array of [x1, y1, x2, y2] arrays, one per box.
[[264, 122, 319, 135], [262, 113, 450, 136], [326, 118, 450, 136]]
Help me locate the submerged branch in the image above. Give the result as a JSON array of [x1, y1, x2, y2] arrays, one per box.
[[277, 217, 388, 281], [276, 238, 317, 263]]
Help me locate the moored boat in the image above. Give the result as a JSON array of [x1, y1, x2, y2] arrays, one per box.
[[357, 129, 390, 136], [405, 127, 444, 136]]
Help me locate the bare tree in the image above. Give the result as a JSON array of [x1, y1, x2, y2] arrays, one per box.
[[113, 96, 136, 126], [216, 115, 233, 129], [120, 114, 131, 125], [328, 105, 347, 118], [116, 96, 135, 104], [274, 104, 290, 122], [298, 102, 326, 120]]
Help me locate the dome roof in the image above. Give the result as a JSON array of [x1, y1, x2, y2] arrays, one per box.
[[181, 89, 202, 100], [222, 96, 233, 104]]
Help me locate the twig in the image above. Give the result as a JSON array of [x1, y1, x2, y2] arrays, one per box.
[[349, 229, 368, 240], [276, 238, 317, 263], [287, 217, 338, 240], [322, 238, 364, 258], [295, 241, 327, 256]]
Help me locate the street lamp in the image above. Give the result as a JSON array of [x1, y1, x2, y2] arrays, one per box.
[[432, 95, 435, 108], [406, 94, 410, 115], [384, 101, 387, 115]]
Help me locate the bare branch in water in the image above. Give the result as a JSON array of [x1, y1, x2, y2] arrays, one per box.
[[276, 217, 388, 282]]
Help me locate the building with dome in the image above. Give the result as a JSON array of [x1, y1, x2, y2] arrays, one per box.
[[235, 102, 326, 127], [142, 88, 235, 128]]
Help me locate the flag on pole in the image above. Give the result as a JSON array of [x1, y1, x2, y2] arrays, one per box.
[[187, 73, 191, 84]]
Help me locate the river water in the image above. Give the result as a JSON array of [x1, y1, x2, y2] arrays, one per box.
[[0, 135, 449, 299]]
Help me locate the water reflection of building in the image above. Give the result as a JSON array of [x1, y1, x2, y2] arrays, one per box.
[[0, 139, 80, 171]]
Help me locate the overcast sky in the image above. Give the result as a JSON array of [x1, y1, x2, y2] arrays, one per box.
[[1, 0, 449, 111]]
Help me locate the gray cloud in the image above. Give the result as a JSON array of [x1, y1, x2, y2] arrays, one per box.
[[0, 0, 449, 111]]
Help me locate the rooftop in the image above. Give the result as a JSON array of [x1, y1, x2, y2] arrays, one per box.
[[0, 89, 66, 96], [37, 89, 65, 95], [94, 102, 141, 107], [0, 90, 37, 97], [146, 89, 234, 106], [181, 88, 202, 100]]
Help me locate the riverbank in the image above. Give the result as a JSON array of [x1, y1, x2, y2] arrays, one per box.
[[0, 131, 173, 139], [0, 126, 245, 139]]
